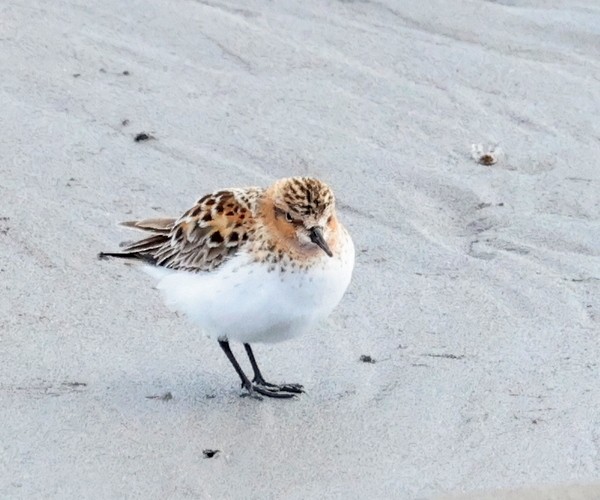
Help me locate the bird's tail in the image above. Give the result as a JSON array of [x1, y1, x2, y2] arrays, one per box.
[[97, 251, 147, 262], [98, 217, 177, 263]]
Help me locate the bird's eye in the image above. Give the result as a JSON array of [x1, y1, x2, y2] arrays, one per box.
[[285, 212, 294, 223]]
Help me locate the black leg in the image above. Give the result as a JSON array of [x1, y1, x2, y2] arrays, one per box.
[[244, 343, 268, 385], [219, 340, 252, 389], [244, 343, 304, 394], [218, 341, 296, 399]]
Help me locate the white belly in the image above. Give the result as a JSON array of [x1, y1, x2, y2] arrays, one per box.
[[145, 235, 354, 344]]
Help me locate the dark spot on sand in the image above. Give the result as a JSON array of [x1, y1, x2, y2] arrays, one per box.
[[203, 449, 220, 458], [134, 132, 155, 142], [478, 153, 497, 166], [359, 355, 376, 363], [122, 70, 130, 75], [146, 391, 173, 401], [121, 119, 130, 126], [0, 217, 10, 235], [73, 73, 81, 78], [423, 353, 465, 360]]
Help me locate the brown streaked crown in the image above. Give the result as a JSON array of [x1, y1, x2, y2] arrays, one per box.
[[271, 177, 335, 219]]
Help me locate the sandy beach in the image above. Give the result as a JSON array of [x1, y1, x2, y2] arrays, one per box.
[[1, 0, 599, 498]]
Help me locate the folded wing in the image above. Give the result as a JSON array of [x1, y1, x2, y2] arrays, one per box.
[[99, 188, 261, 272]]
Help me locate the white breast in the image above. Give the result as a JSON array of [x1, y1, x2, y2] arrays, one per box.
[[146, 229, 355, 344]]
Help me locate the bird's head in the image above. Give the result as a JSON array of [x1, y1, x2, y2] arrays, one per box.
[[265, 177, 337, 257]]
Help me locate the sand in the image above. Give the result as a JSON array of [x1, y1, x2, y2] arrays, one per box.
[[1, 0, 599, 498]]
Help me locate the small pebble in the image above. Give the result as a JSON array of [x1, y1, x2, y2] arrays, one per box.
[[134, 132, 154, 142]]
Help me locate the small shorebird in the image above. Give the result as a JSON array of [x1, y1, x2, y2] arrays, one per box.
[[100, 177, 354, 399]]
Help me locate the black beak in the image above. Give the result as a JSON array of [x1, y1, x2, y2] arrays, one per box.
[[309, 227, 333, 257]]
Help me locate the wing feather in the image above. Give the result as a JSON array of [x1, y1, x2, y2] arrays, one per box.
[[104, 188, 262, 272], [120, 218, 175, 233]]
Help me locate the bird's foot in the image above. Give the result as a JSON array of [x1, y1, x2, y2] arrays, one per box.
[[240, 380, 300, 399], [253, 378, 304, 394]]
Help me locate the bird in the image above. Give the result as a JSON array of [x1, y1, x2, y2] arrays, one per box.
[[99, 177, 355, 399]]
